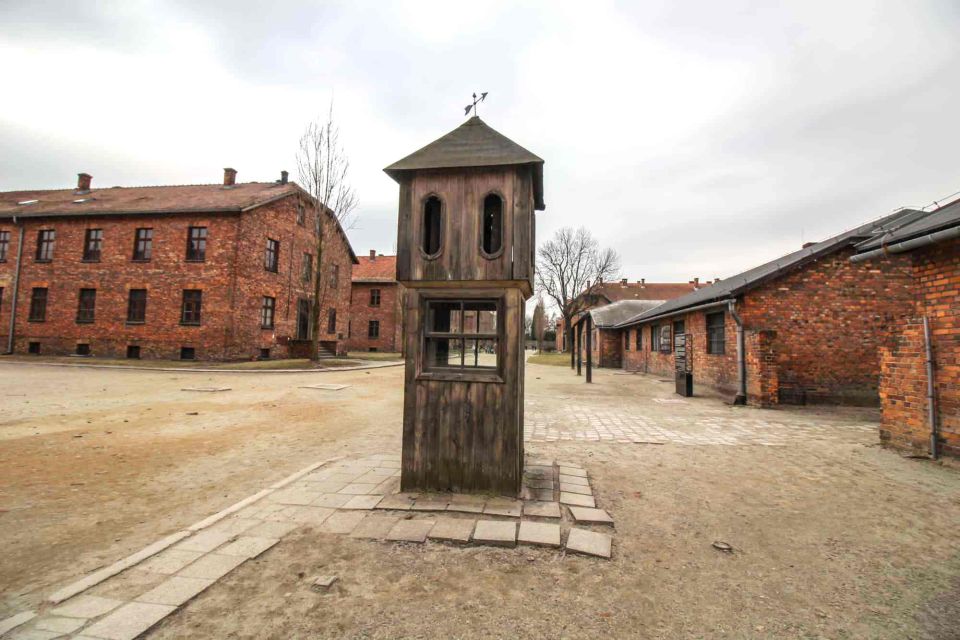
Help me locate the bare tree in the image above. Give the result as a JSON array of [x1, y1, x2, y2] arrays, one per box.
[[296, 103, 358, 361], [535, 227, 620, 367]]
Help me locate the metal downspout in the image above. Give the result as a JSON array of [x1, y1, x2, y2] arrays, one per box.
[[6, 221, 25, 354], [923, 316, 938, 459], [728, 300, 747, 405]]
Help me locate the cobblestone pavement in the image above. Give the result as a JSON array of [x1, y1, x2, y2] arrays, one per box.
[[525, 367, 878, 446]]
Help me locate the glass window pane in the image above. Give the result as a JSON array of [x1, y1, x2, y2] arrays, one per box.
[[425, 337, 462, 368], [427, 301, 461, 333], [462, 301, 497, 334], [463, 338, 497, 368]]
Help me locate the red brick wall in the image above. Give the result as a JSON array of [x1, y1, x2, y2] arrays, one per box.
[[345, 282, 404, 352], [879, 237, 960, 457], [0, 194, 354, 360], [621, 247, 915, 406], [575, 325, 621, 368]]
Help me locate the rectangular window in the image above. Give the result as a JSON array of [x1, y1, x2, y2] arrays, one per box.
[[259, 348, 271, 360], [76, 343, 90, 356], [635, 328, 641, 350], [126, 345, 141, 359], [180, 346, 196, 360], [650, 325, 659, 352], [127, 289, 147, 323], [0, 230, 11, 262], [28, 341, 41, 354], [29, 287, 48, 321], [264, 238, 279, 272], [76, 288, 96, 323], [36, 230, 55, 261], [370, 288, 381, 307], [181, 289, 202, 325], [624, 331, 630, 351], [296, 202, 305, 226], [327, 308, 337, 334], [330, 264, 339, 289], [423, 299, 499, 372], [706, 312, 726, 355], [133, 228, 153, 261], [297, 298, 311, 340], [186, 226, 207, 261], [368, 320, 380, 338], [302, 253, 313, 282], [83, 229, 103, 261], [672, 320, 685, 352], [659, 324, 672, 352], [261, 296, 276, 329]]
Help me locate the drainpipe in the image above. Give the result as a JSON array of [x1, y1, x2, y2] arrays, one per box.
[[923, 316, 938, 459], [6, 219, 25, 354], [727, 299, 747, 405]]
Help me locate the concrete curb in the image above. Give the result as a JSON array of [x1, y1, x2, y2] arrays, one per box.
[[0, 359, 404, 374]]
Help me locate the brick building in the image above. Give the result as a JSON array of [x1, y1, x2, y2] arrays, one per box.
[[554, 278, 698, 352], [572, 299, 665, 368], [0, 170, 357, 360], [612, 210, 919, 406], [851, 198, 960, 458], [345, 250, 404, 353]]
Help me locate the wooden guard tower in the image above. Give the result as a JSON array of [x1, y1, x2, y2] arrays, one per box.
[[384, 116, 545, 496]]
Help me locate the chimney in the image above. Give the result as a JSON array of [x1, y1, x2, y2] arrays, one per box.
[[640, 278, 645, 286], [694, 277, 699, 286], [802, 241, 816, 248], [76, 173, 92, 193], [369, 249, 376, 260], [223, 167, 237, 186], [620, 278, 628, 285], [280, 170, 288, 185]]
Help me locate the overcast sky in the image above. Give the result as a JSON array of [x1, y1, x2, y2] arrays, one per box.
[[2, 0, 958, 283]]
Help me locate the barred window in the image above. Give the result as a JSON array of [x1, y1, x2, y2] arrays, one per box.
[[29, 287, 48, 321], [36, 230, 55, 261], [133, 228, 153, 261], [327, 308, 337, 334], [265, 238, 280, 272], [83, 229, 103, 261], [0, 230, 9, 261], [127, 289, 147, 323], [368, 320, 380, 338], [706, 312, 726, 355], [186, 226, 207, 261], [76, 288, 96, 323], [181, 289, 202, 325], [261, 296, 276, 329], [423, 299, 498, 372], [370, 288, 381, 307]]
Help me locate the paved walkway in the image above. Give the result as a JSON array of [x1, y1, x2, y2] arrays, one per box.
[[525, 368, 877, 446]]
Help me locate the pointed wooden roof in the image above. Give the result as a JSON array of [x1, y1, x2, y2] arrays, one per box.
[[384, 116, 545, 210]]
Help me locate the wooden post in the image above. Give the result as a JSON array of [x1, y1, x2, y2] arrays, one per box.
[[586, 314, 593, 383], [576, 320, 582, 376], [569, 323, 575, 369]]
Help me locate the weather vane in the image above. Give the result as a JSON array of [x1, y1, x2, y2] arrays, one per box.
[[464, 91, 488, 117]]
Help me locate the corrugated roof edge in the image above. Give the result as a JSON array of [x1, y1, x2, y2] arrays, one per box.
[[612, 206, 921, 329]]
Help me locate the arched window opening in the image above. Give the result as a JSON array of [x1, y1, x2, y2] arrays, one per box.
[[482, 193, 503, 255], [422, 196, 442, 256]]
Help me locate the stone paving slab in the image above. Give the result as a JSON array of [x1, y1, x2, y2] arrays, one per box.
[[299, 383, 349, 390], [135, 576, 214, 607], [524, 488, 555, 502], [560, 492, 596, 508], [518, 521, 561, 548], [50, 595, 123, 619], [313, 493, 353, 509], [484, 499, 522, 518], [9, 628, 61, 639], [412, 497, 450, 511], [568, 506, 615, 525], [427, 517, 475, 544], [269, 486, 322, 506], [473, 520, 517, 547], [177, 553, 246, 581], [283, 506, 336, 525], [82, 602, 176, 640], [565, 527, 612, 558], [525, 478, 555, 489], [386, 519, 435, 543], [558, 474, 590, 486], [34, 615, 86, 634], [0, 612, 36, 637], [375, 494, 416, 511], [174, 529, 235, 554], [204, 517, 261, 537], [216, 536, 279, 559], [446, 500, 486, 514], [299, 480, 349, 493], [559, 483, 593, 496], [338, 483, 380, 495], [244, 520, 299, 539], [341, 494, 384, 510], [523, 501, 562, 518], [349, 515, 401, 540], [139, 549, 205, 575], [558, 466, 588, 478], [318, 511, 367, 534]]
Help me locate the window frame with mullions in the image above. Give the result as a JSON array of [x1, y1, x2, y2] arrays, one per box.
[[419, 295, 503, 382], [83, 229, 103, 262], [185, 226, 207, 262], [132, 228, 153, 261]]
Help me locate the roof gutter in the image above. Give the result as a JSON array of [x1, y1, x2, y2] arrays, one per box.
[[615, 298, 737, 329], [850, 225, 960, 263]]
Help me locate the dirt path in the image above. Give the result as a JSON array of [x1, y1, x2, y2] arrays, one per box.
[[2, 361, 959, 638]]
